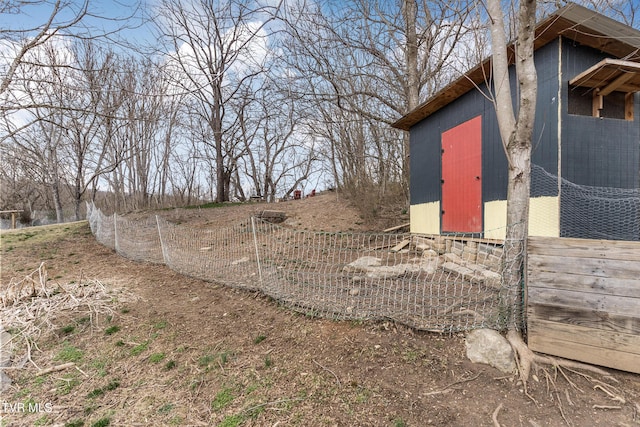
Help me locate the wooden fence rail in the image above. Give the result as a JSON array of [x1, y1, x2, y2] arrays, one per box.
[[527, 236, 640, 374]]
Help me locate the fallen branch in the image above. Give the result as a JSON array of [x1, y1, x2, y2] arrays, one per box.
[[592, 405, 622, 410], [492, 402, 503, 427], [3, 264, 139, 376], [424, 372, 481, 396], [36, 362, 75, 377], [313, 359, 341, 388], [423, 388, 455, 397], [243, 397, 305, 415]]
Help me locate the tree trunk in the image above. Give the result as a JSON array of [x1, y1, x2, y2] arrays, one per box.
[[51, 181, 64, 223], [487, 0, 537, 333], [402, 0, 419, 201]]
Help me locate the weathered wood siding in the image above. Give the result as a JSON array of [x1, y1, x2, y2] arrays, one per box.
[[527, 236, 640, 374]]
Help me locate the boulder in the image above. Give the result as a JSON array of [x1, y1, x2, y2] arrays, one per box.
[[465, 329, 516, 374], [1, 329, 13, 392]]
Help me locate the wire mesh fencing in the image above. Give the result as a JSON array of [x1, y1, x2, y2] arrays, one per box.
[[530, 165, 640, 241], [87, 201, 521, 333]]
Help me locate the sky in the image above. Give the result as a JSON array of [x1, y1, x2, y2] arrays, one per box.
[[0, 0, 154, 48], [4, 0, 640, 47]]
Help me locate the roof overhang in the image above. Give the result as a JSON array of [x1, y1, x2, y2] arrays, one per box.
[[392, 3, 640, 131], [569, 58, 640, 95]]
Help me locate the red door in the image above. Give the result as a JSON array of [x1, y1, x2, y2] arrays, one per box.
[[441, 116, 482, 233]]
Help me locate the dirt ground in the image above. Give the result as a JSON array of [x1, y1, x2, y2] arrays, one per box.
[[1, 193, 639, 427]]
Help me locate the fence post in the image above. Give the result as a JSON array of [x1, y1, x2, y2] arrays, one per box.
[[156, 215, 168, 265], [251, 216, 263, 286], [113, 213, 119, 253]]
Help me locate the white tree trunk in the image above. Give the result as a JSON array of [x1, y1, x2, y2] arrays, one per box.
[[487, 0, 537, 331], [486, 0, 538, 382]]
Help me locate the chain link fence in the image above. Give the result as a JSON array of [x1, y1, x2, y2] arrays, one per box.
[[87, 201, 517, 333]]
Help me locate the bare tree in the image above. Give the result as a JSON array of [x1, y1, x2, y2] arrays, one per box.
[[0, 0, 142, 102], [233, 75, 318, 202], [0, 0, 149, 219], [0, 0, 89, 96], [1, 40, 76, 221], [154, 0, 282, 202], [281, 0, 482, 207]]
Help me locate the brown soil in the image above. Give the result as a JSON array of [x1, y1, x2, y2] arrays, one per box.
[[1, 193, 639, 427]]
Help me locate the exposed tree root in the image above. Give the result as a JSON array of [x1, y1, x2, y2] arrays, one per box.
[[504, 329, 630, 426], [506, 330, 613, 387]]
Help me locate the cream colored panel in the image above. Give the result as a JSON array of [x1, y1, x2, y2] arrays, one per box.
[[484, 197, 560, 239], [484, 200, 507, 240], [528, 196, 560, 237], [410, 201, 440, 234]]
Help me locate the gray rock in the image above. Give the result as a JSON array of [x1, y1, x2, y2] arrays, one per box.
[[343, 256, 382, 273], [0, 330, 12, 368], [365, 264, 415, 279], [1, 330, 13, 392], [0, 371, 11, 392], [465, 329, 516, 374]]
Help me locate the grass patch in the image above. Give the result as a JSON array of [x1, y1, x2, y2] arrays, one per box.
[[59, 325, 75, 335], [0, 222, 88, 250], [56, 342, 84, 363], [253, 335, 266, 344], [158, 403, 174, 414], [87, 379, 120, 398], [64, 420, 85, 427], [218, 414, 243, 427], [164, 360, 176, 370], [149, 353, 165, 363], [57, 375, 80, 395], [91, 360, 109, 377], [211, 387, 235, 411], [184, 201, 241, 210], [197, 350, 233, 368], [153, 320, 168, 330], [198, 354, 215, 367], [130, 341, 149, 356], [34, 415, 49, 426], [219, 350, 233, 366], [91, 418, 110, 427], [104, 326, 121, 335]]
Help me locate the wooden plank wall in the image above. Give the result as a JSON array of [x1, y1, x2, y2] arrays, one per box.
[[527, 236, 640, 374]]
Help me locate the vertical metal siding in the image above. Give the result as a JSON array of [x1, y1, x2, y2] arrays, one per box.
[[408, 42, 562, 211], [560, 41, 640, 240]]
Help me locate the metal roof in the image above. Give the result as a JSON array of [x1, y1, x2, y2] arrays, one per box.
[[392, 3, 640, 131]]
